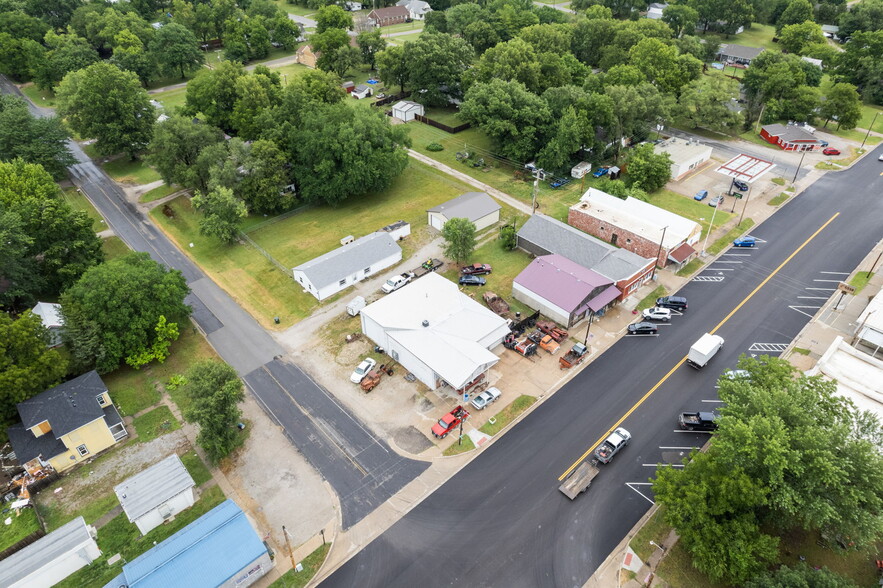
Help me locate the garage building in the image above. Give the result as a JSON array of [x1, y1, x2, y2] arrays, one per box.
[[427, 192, 501, 232], [653, 137, 713, 180], [360, 273, 510, 391], [114, 454, 196, 535], [0, 517, 100, 588], [391, 100, 424, 122]]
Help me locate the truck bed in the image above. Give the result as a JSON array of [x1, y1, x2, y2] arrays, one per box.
[[559, 461, 599, 500]]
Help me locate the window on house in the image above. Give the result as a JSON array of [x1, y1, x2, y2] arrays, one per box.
[[96, 394, 107, 407], [76, 444, 89, 457], [391, 350, 399, 361], [339, 279, 346, 286]]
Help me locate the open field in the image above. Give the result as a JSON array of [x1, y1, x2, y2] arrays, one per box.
[[102, 157, 162, 185], [150, 86, 188, 111], [0, 506, 41, 552], [132, 405, 181, 443], [102, 236, 131, 260], [19, 83, 56, 107], [62, 187, 107, 232]]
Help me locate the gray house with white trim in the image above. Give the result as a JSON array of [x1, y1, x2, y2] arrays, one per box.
[[0, 517, 100, 588], [115, 454, 196, 535], [427, 192, 501, 232]]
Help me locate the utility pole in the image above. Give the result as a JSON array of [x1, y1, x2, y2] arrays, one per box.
[[282, 525, 296, 570], [701, 196, 721, 255], [583, 311, 595, 346], [531, 168, 545, 214], [867, 242, 883, 279], [791, 149, 807, 185], [860, 111, 880, 151], [738, 185, 752, 226], [652, 225, 668, 280]]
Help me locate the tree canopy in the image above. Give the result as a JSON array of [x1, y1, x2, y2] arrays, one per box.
[[441, 217, 477, 264], [181, 359, 245, 464]]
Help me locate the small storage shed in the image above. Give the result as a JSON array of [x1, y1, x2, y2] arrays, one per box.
[[31, 302, 64, 347], [392, 100, 425, 122], [115, 454, 196, 536], [427, 192, 501, 232], [341, 81, 355, 93], [0, 517, 100, 588], [353, 84, 373, 99]]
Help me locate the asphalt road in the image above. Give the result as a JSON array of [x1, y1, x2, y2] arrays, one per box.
[[0, 75, 426, 529], [322, 148, 883, 586]]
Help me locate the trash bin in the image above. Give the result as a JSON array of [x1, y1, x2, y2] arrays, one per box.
[[274, 316, 280, 324]]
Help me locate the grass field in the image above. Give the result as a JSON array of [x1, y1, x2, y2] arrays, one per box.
[[423, 106, 466, 127], [388, 32, 423, 45], [273, 0, 318, 16], [271, 543, 332, 588], [646, 190, 733, 241], [149, 86, 188, 112], [181, 451, 213, 486], [132, 405, 181, 443], [62, 187, 107, 232], [379, 21, 424, 35], [102, 236, 131, 260], [102, 157, 162, 185], [20, 83, 57, 107], [442, 435, 476, 455], [0, 506, 42, 551], [479, 395, 537, 435], [141, 183, 179, 203]]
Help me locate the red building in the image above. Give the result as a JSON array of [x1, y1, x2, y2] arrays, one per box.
[[760, 124, 825, 151]]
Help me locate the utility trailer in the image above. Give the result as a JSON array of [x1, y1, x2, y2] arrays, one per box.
[[558, 460, 600, 500]]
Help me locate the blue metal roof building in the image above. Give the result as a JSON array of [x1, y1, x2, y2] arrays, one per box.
[[103, 500, 273, 588]]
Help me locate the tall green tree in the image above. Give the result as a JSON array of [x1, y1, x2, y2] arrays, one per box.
[[111, 29, 156, 84], [629, 38, 701, 94], [147, 115, 225, 188], [150, 22, 204, 79], [375, 44, 410, 93], [0, 96, 75, 179], [57, 62, 155, 158], [471, 37, 542, 94], [441, 217, 477, 264], [230, 68, 282, 139], [0, 311, 68, 436], [777, 0, 815, 32], [60, 252, 190, 373], [662, 5, 699, 37], [192, 186, 248, 244], [237, 139, 293, 214], [838, 0, 883, 39], [404, 33, 474, 106], [745, 563, 858, 588], [834, 30, 883, 105], [778, 21, 825, 54], [315, 4, 353, 32], [678, 75, 743, 132], [0, 158, 59, 208], [357, 28, 386, 70], [184, 61, 246, 131], [34, 32, 100, 90], [625, 144, 672, 191], [0, 32, 43, 81], [183, 360, 244, 464], [0, 206, 38, 308]]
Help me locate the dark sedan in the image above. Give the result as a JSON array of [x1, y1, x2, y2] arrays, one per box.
[[627, 322, 658, 335], [459, 275, 487, 286]]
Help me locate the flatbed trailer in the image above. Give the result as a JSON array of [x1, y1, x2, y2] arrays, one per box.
[[558, 460, 600, 500]]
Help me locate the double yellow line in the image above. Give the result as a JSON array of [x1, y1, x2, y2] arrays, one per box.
[[558, 212, 840, 481]]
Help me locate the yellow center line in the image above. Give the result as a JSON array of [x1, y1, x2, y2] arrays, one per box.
[[558, 212, 841, 482]]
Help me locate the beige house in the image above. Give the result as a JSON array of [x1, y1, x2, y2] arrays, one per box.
[[7, 371, 128, 473], [296, 45, 317, 68]]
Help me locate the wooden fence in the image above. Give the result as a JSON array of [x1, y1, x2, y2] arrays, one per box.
[[414, 114, 471, 134]]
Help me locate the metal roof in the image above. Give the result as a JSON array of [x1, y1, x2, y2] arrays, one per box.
[[293, 232, 401, 290], [31, 302, 63, 329], [17, 371, 107, 437], [115, 454, 195, 522], [0, 517, 95, 587], [514, 255, 613, 313], [761, 123, 824, 144], [718, 44, 764, 61], [112, 500, 267, 588], [427, 192, 501, 223]]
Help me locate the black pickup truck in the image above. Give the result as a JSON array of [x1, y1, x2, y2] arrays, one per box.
[[678, 411, 719, 431]]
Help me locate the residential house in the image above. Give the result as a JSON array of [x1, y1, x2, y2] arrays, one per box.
[[716, 44, 764, 66], [396, 0, 432, 19], [568, 188, 702, 269], [31, 301, 64, 347], [513, 255, 621, 327], [517, 214, 656, 302], [115, 454, 196, 535], [293, 232, 402, 301], [295, 45, 317, 68], [344, 1, 363, 10], [360, 273, 511, 391], [392, 100, 425, 122], [821, 24, 840, 39], [646, 2, 667, 19], [427, 191, 501, 232], [0, 517, 100, 588], [352, 84, 372, 99], [367, 5, 410, 27], [102, 500, 274, 588], [653, 137, 713, 180], [760, 123, 826, 151], [6, 371, 128, 473]]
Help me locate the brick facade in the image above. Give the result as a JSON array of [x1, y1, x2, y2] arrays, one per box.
[[568, 207, 670, 268]]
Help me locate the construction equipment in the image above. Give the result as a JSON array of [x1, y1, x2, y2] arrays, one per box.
[[509, 310, 540, 336], [559, 343, 588, 369], [482, 291, 510, 316], [537, 321, 568, 342]]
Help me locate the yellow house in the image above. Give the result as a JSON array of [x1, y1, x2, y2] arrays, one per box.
[[7, 371, 128, 473]]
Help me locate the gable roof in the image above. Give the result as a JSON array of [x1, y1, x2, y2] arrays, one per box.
[[17, 371, 107, 437], [112, 500, 267, 588], [718, 44, 764, 61], [393, 100, 423, 113], [368, 5, 409, 19], [514, 255, 615, 313], [6, 422, 68, 463], [574, 188, 701, 249], [396, 0, 432, 13], [354, 84, 370, 93], [517, 214, 652, 282], [293, 232, 401, 290], [0, 517, 95, 587], [115, 455, 196, 522], [31, 302, 63, 329], [427, 192, 501, 223]]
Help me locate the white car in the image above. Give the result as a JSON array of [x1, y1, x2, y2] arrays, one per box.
[[470, 387, 502, 410], [721, 369, 750, 381], [642, 307, 672, 322], [350, 358, 377, 383]]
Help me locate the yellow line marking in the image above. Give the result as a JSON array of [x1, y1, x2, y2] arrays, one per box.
[[558, 212, 841, 481]]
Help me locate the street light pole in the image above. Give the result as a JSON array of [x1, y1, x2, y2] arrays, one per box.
[[531, 168, 545, 215], [652, 225, 668, 280], [791, 149, 807, 185], [738, 185, 752, 226], [701, 197, 721, 255], [583, 311, 595, 346], [860, 111, 880, 151]]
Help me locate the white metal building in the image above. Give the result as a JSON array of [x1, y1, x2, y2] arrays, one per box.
[[653, 137, 713, 180], [0, 517, 100, 588], [391, 100, 425, 122], [115, 454, 196, 535], [360, 273, 510, 391], [427, 192, 501, 232], [294, 232, 402, 301], [31, 302, 64, 347]]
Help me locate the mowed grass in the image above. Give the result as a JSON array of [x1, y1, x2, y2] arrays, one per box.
[[270, 543, 332, 588], [646, 189, 733, 241], [479, 395, 537, 435], [102, 236, 131, 260], [62, 187, 107, 232], [181, 451, 213, 486], [630, 507, 671, 562], [132, 405, 181, 443], [149, 86, 188, 112], [0, 506, 42, 551], [141, 183, 179, 203], [442, 435, 476, 455], [102, 157, 162, 185], [20, 83, 57, 107]]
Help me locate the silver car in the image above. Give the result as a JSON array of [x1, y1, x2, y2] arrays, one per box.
[[350, 358, 376, 383], [642, 307, 672, 322], [470, 387, 502, 410]]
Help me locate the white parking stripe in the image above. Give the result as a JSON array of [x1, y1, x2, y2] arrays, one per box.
[[626, 483, 655, 505], [798, 296, 829, 300], [820, 271, 849, 275]]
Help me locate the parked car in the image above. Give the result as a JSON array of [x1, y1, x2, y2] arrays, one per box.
[[470, 387, 502, 410], [721, 369, 751, 381], [592, 167, 609, 178], [459, 275, 486, 286], [627, 322, 658, 335], [594, 428, 631, 464], [641, 307, 672, 322], [823, 147, 841, 156], [656, 296, 688, 311], [708, 194, 724, 207], [350, 358, 377, 384], [733, 236, 757, 247], [879, 154, 883, 161], [693, 189, 708, 201], [462, 263, 492, 275], [431, 405, 469, 439], [678, 411, 719, 431], [732, 180, 749, 191]]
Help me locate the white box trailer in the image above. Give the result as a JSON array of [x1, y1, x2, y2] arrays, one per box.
[[687, 333, 724, 368], [346, 296, 366, 316]]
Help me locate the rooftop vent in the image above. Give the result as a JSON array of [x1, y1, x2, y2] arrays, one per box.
[[422, 320, 429, 327]]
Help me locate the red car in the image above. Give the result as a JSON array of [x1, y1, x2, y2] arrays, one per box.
[[431, 405, 469, 439], [823, 147, 841, 156], [461, 263, 492, 275]]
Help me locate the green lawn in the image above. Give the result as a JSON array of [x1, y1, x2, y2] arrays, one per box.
[[181, 452, 213, 486], [149, 86, 188, 112], [379, 21, 424, 35], [645, 190, 733, 241], [62, 187, 107, 232], [423, 106, 465, 127], [132, 405, 181, 443], [630, 506, 672, 562], [708, 219, 755, 255], [849, 271, 873, 295], [274, 0, 318, 16], [675, 258, 703, 277], [701, 23, 778, 53], [102, 236, 131, 260], [636, 285, 667, 311], [20, 83, 57, 107], [387, 32, 423, 45], [271, 543, 331, 588], [442, 435, 476, 455], [102, 157, 162, 185], [141, 183, 179, 203], [0, 506, 42, 551], [54, 485, 226, 588], [479, 395, 537, 435], [768, 193, 790, 206], [857, 103, 883, 134]]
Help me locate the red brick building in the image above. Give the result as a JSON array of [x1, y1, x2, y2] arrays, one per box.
[[760, 124, 825, 151], [367, 6, 410, 26]]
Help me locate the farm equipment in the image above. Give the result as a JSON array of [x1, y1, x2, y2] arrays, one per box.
[[559, 343, 588, 369], [504, 333, 537, 357], [482, 291, 510, 315], [537, 321, 568, 342]]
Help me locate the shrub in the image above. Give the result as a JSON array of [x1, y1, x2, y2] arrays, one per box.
[[426, 142, 444, 151]]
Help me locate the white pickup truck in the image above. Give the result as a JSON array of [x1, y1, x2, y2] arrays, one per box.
[[594, 428, 631, 464], [381, 273, 412, 294]]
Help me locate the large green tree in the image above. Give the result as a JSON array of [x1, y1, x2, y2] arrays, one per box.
[[0, 32, 43, 81], [184, 61, 246, 131], [0, 158, 59, 208], [834, 30, 883, 105], [629, 38, 701, 94], [0, 96, 75, 179], [147, 115, 225, 189], [34, 33, 100, 91], [778, 21, 825, 54], [838, 0, 883, 39], [149, 22, 204, 79], [0, 206, 38, 308], [375, 44, 410, 93], [0, 312, 67, 437], [315, 4, 353, 32], [57, 62, 155, 158], [60, 252, 190, 373], [777, 0, 815, 32], [238, 139, 292, 214], [441, 217, 477, 264], [677, 75, 743, 132], [820, 82, 862, 129], [230, 67, 282, 139], [111, 29, 156, 84], [182, 359, 244, 464], [404, 33, 474, 106], [357, 28, 386, 70], [625, 144, 672, 191], [471, 38, 542, 94], [745, 563, 858, 588], [192, 186, 248, 244], [662, 5, 699, 37]]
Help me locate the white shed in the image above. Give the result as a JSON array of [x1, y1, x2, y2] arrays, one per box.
[[114, 454, 196, 536], [31, 302, 64, 347], [427, 192, 501, 232], [0, 517, 100, 588], [391, 100, 425, 122]]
